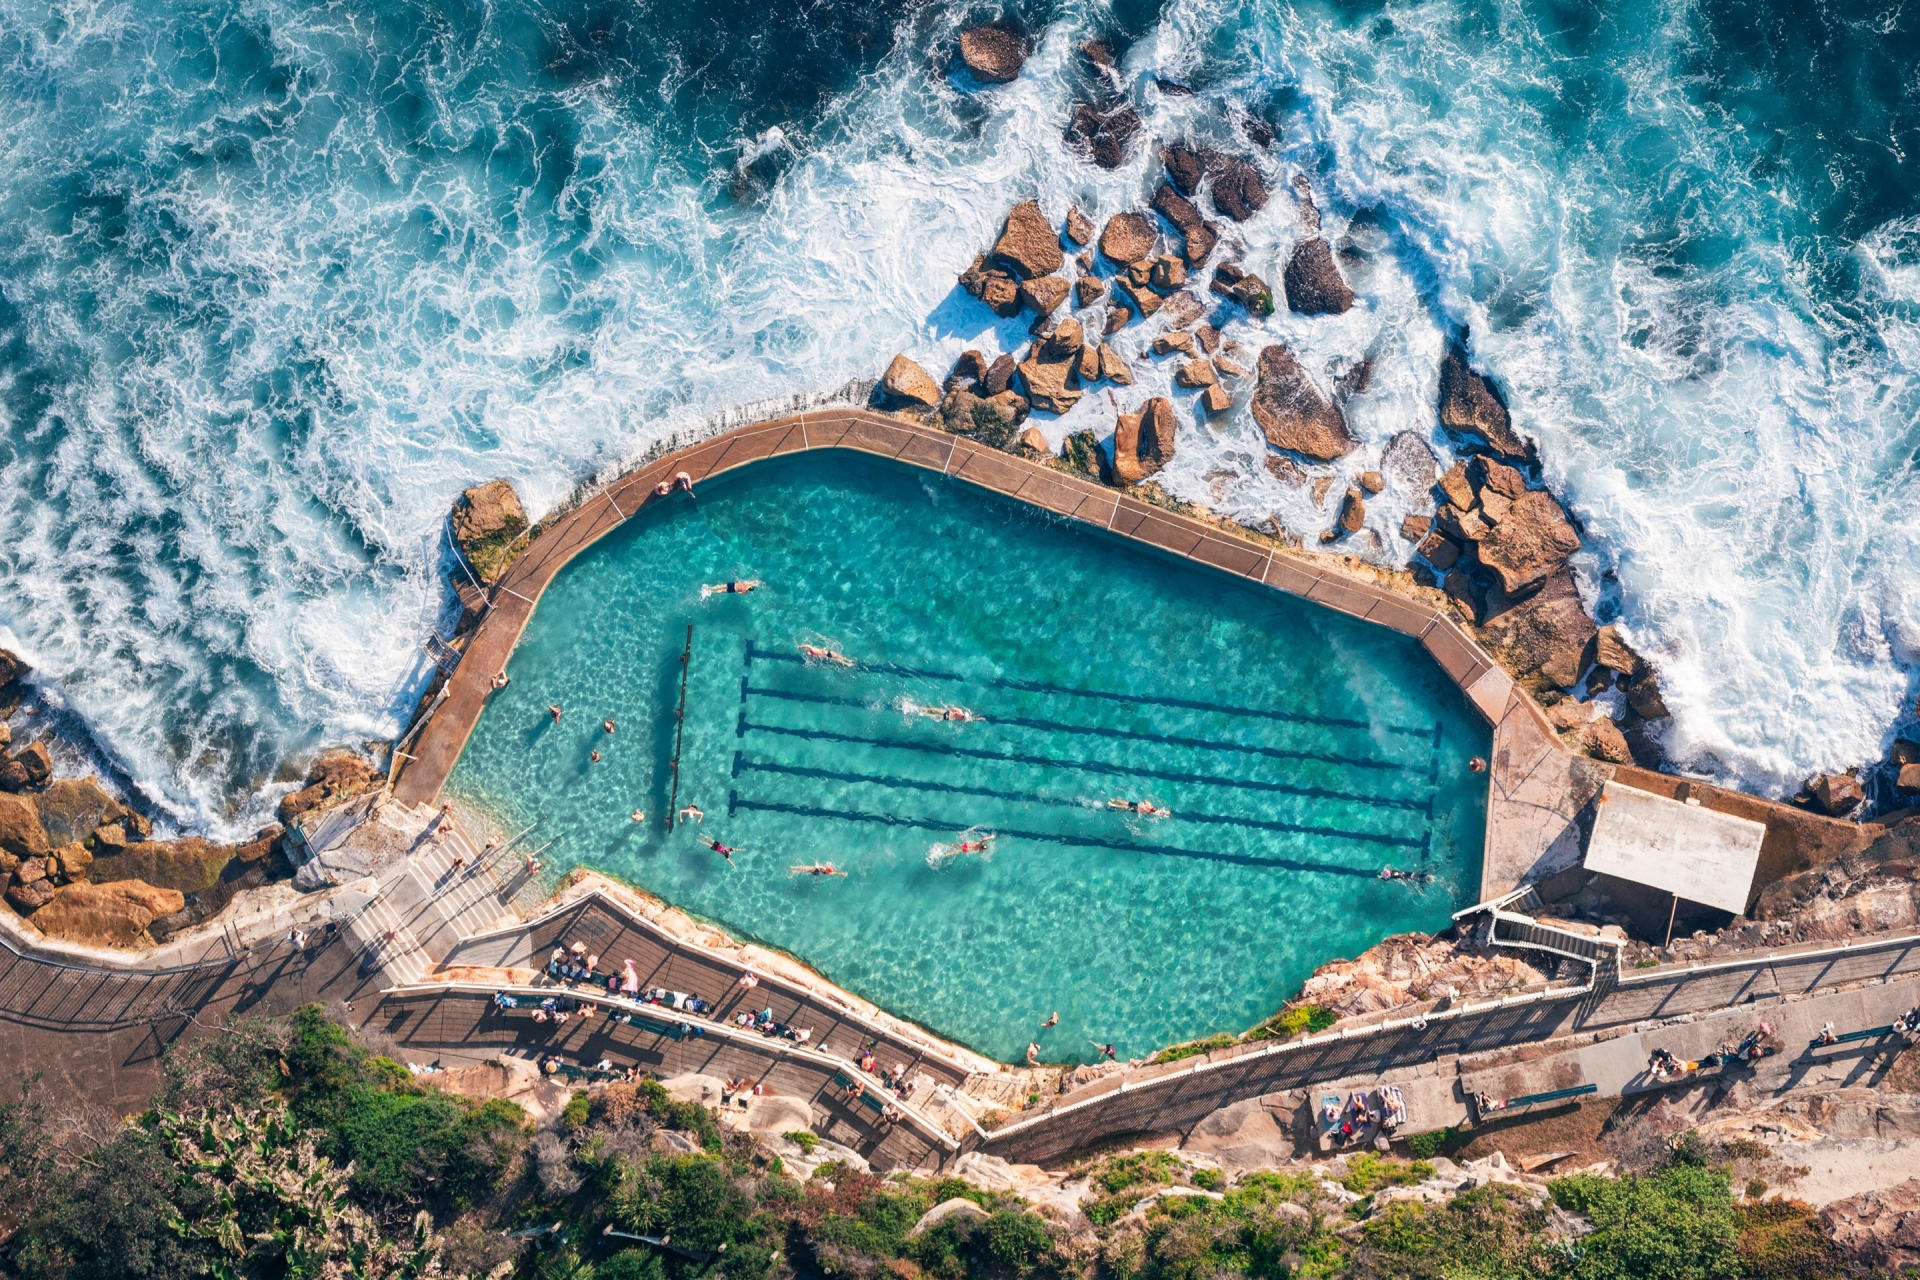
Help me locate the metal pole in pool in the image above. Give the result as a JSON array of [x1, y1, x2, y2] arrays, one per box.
[[667, 624, 693, 830]]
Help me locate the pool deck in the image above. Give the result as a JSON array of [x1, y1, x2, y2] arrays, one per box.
[[394, 407, 1585, 902]]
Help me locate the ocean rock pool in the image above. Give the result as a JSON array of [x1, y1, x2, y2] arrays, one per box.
[[447, 452, 1490, 1063]]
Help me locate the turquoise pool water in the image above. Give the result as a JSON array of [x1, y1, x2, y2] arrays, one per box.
[[446, 453, 1490, 1063]]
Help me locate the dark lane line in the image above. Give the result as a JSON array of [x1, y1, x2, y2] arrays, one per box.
[[740, 689, 1420, 775], [743, 638, 963, 682], [725, 792, 1416, 861], [731, 752, 1435, 818], [989, 676, 1435, 738]]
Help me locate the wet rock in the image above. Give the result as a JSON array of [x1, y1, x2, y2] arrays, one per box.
[[940, 390, 1028, 449], [1418, 532, 1462, 570], [0, 758, 29, 794], [1111, 397, 1178, 485], [451, 480, 530, 586], [90, 837, 236, 895], [1079, 40, 1116, 75], [1583, 716, 1633, 764], [1436, 461, 1475, 511], [984, 354, 1017, 396], [1200, 384, 1232, 414], [1283, 239, 1355, 316], [1017, 426, 1050, 454], [1337, 488, 1366, 534], [1214, 356, 1248, 379], [957, 23, 1027, 84], [1436, 504, 1490, 542], [1064, 207, 1094, 247], [1041, 318, 1085, 360], [1152, 332, 1195, 356], [1477, 570, 1596, 687], [5, 879, 55, 913], [1066, 101, 1141, 169], [1114, 277, 1162, 319], [1811, 773, 1865, 817], [1438, 339, 1529, 459], [11, 743, 49, 789], [1074, 278, 1103, 308], [1477, 490, 1582, 594], [1470, 454, 1528, 501], [1250, 346, 1357, 461], [15, 856, 46, 886], [980, 274, 1021, 316], [1195, 325, 1220, 355], [1076, 343, 1101, 384], [1175, 359, 1217, 388], [1589, 624, 1642, 676], [1241, 116, 1275, 149], [0, 650, 27, 687], [0, 794, 47, 857], [1099, 213, 1157, 266], [1356, 471, 1385, 495], [277, 751, 375, 827], [36, 778, 126, 849], [1098, 344, 1132, 385], [28, 879, 184, 947], [1209, 159, 1268, 221], [54, 842, 92, 881], [1016, 352, 1082, 414], [1900, 763, 1920, 795], [948, 350, 988, 392], [1062, 430, 1108, 480], [1103, 306, 1131, 335], [992, 200, 1064, 279], [1151, 183, 1218, 266], [1161, 143, 1204, 195], [1150, 255, 1187, 292], [1018, 276, 1071, 316], [880, 354, 942, 407], [1161, 292, 1204, 327], [1209, 263, 1274, 316], [1400, 515, 1433, 542]]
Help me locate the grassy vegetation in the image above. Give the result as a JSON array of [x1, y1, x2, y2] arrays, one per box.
[[1150, 1034, 1238, 1065]]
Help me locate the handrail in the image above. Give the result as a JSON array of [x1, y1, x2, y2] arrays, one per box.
[[384, 979, 961, 1150]]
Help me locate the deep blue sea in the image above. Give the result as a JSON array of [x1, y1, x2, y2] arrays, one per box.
[[1, 0, 1918, 833]]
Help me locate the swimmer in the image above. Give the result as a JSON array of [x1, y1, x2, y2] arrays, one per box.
[[1108, 798, 1169, 817], [590, 749, 602, 763], [700, 578, 763, 599], [956, 834, 995, 855], [919, 703, 981, 722], [526, 853, 543, 874], [1377, 868, 1434, 884], [491, 670, 510, 690], [1041, 1012, 1058, 1028], [1468, 756, 1487, 773], [798, 643, 855, 667], [790, 862, 847, 877], [679, 803, 704, 825], [603, 718, 616, 734], [700, 835, 738, 866], [1026, 1042, 1041, 1065], [631, 809, 646, 823], [548, 705, 563, 723]]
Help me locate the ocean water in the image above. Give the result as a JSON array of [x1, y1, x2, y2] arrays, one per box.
[[445, 453, 1489, 1062], [0, 0, 1917, 832]]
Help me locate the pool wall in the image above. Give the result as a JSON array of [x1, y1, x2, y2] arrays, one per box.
[[394, 408, 1570, 902]]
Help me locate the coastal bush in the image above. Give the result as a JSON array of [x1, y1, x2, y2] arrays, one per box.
[[1105, 1171, 1331, 1280], [1340, 1155, 1433, 1195], [592, 1079, 722, 1151], [1153, 1033, 1239, 1064], [1404, 1126, 1465, 1159], [1730, 1197, 1847, 1280], [784, 1129, 820, 1154], [1549, 1165, 1740, 1280], [1348, 1183, 1548, 1279]]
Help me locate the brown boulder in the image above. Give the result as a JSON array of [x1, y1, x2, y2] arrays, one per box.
[[1018, 276, 1071, 315], [957, 24, 1026, 83], [1810, 773, 1865, 817], [1400, 515, 1433, 542], [0, 650, 28, 687], [1041, 318, 1085, 359], [1103, 306, 1130, 334], [1476, 490, 1581, 594], [1436, 461, 1475, 510], [15, 856, 46, 885], [1438, 339, 1529, 458], [991, 200, 1064, 279], [1098, 213, 1156, 266], [1209, 159, 1268, 221], [1064, 207, 1094, 246], [1152, 332, 1194, 355], [1161, 291, 1204, 327], [1417, 531, 1462, 570], [52, 842, 91, 881], [1469, 454, 1528, 500], [5, 879, 55, 913], [36, 777, 127, 848], [1582, 716, 1633, 764], [1589, 624, 1642, 675], [1062, 430, 1107, 480], [1111, 397, 1178, 485], [959, 253, 1022, 315], [940, 390, 1028, 448], [0, 759, 29, 793], [1200, 384, 1232, 414], [1098, 344, 1132, 385], [450, 480, 529, 586], [1623, 667, 1670, 720], [1174, 359, 1216, 388], [1249, 346, 1357, 461], [1149, 256, 1187, 292], [1073, 278, 1103, 308], [1114, 276, 1162, 318], [984, 354, 1017, 396], [949, 350, 988, 390], [12, 742, 50, 789], [1476, 570, 1596, 687], [277, 751, 375, 827], [1065, 101, 1141, 169], [1900, 763, 1920, 796], [1337, 488, 1366, 534], [1162, 144, 1204, 195], [1151, 183, 1217, 265], [0, 794, 47, 857], [1208, 263, 1274, 315], [89, 837, 235, 895], [1283, 238, 1355, 315], [880, 354, 941, 407], [1017, 426, 1050, 454], [1015, 353, 1081, 414], [1357, 471, 1385, 495], [27, 879, 184, 948]]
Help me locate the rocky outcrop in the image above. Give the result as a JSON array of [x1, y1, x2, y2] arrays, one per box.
[[1066, 101, 1141, 169], [1174, 359, 1216, 388], [1111, 398, 1178, 486], [0, 650, 27, 688], [1476, 570, 1596, 687], [1438, 339, 1529, 459], [277, 751, 376, 827], [1151, 183, 1217, 265], [90, 837, 237, 895], [451, 480, 529, 586], [880, 354, 941, 407], [1823, 1178, 1920, 1272], [1016, 344, 1082, 415], [0, 794, 47, 858], [1582, 715, 1632, 764], [991, 200, 1064, 279], [1477, 490, 1582, 595], [35, 778, 127, 848], [1064, 207, 1094, 246], [1161, 144, 1204, 196], [1099, 344, 1131, 385], [940, 389, 1029, 449], [956, 24, 1026, 83], [1296, 932, 1548, 1019], [1250, 346, 1357, 461], [1336, 488, 1366, 534], [28, 879, 184, 949], [1209, 159, 1268, 221], [1018, 276, 1071, 316], [1098, 213, 1156, 266], [1283, 239, 1354, 315], [1810, 774, 1865, 817], [959, 253, 1022, 316], [1208, 263, 1274, 316], [1, 742, 51, 792]]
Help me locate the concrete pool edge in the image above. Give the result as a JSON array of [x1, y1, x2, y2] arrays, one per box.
[[396, 408, 1550, 897]]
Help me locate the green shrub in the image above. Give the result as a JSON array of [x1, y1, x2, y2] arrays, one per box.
[[1550, 1165, 1740, 1280], [783, 1129, 820, 1154], [1406, 1126, 1464, 1160], [1340, 1154, 1433, 1195], [1114, 1171, 1329, 1280], [1152, 1033, 1238, 1064], [1275, 1005, 1337, 1036], [1190, 1166, 1225, 1192], [561, 1091, 592, 1134], [331, 1084, 527, 1206], [1095, 1150, 1185, 1196], [1352, 1182, 1548, 1279], [1732, 1197, 1847, 1280]]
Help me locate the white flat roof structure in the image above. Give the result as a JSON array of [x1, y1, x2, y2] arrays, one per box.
[[1582, 781, 1767, 915]]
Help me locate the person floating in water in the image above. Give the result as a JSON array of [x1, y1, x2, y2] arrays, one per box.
[[1468, 756, 1488, 773], [631, 809, 646, 823], [590, 749, 602, 763], [548, 705, 563, 723], [798, 643, 855, 667], [957, 834, 994, 854], [1041, 1012, 1058, 1028], [1378, 867, 1433, 884], [928, 828, 995, 868], [679, 803, 704, 825], [1108, 798, 1170, 817], [701, 578, 763, 599], [603, 718, 616, 734], [701, 835, 738, 866], [490, 670, 509, 690], [790, 861, 846, 877]]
